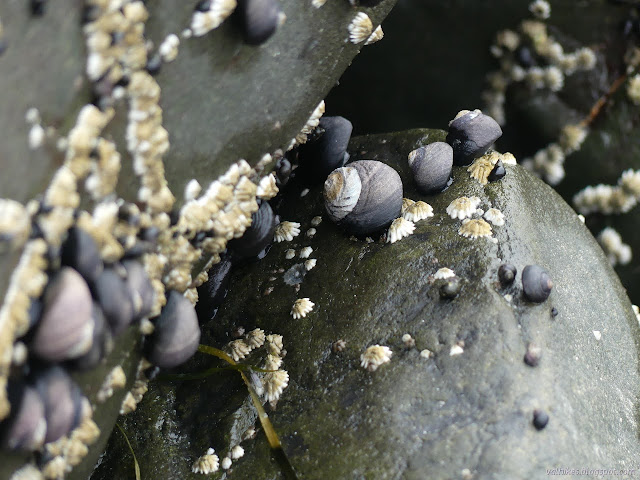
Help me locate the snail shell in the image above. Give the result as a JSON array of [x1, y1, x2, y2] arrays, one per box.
[[123, 259, 155, 320], [61, 227, 104, 285], [324, 160, 403, 235], [148, 290, 201, 368], [488, 159, 506, 182], [275, 157, 292, 188], [439, 277, 461, 299], [0, 382, 47, 451], [298, 116, 353, 183], [69, 303, 113, 371], [446, 110, 503, 166], [407, 142, 453, 194], [196, 255, 233, 322], [30, 267, 95, 362], [522, 265, 553, 303], [237, 0, 283, 45], [34, 366, 84, 443], [93, 265, 135, 335], [498, 264, 517, 285], [228, 200, 276, 260]]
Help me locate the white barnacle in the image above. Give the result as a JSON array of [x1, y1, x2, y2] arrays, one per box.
[[434, 268, 456, 280], [299, 246, 313, 259], [221, 457, 232, 470], [312, 0, 327, 7], [257, 173, 279, 200], [290, 100, 326, 148], [459, 218, 493, 239], [265, 353, 283, 370], [192, 448, 219, 474], [184, 179, 202, 201], [402, 333, 415, 348], [420, 349, 433, 359], [0, 199, 31, 250], [348, 12, 373, 44], [226, 339, 253, 361], [190, 0, 237, 37], [402, 201, 433, 222], [620, 169, 640, 196], [28, 123, 45, 150], [263, 369, 289, 403], [387, 217, 415, 244], [544, 65, 564, 92], [598, 227, 632, 266], [274, 221, 301, 242], [450, 344, 464, 356], [246, 328, 266, 349], [360, 345, 392, 372], [311, 215, 323, 226], [365, 25, 384, 45], [266, 334, 284, 356], [231, 445, 245, 460], [158, 33, 180, 62], [501, 152, 517, 165], [529, 0, 551, 20], [401, 198, 415, 214], [446, 196, 481, 220], [484, 208, 505, 227], [559, 124, 588, 154], [291, 298, 314, 319], [304, 259, 317, 271], [468, 156, 497, 185], [285, 249, 295, 260], [306, 227, 317, 238]]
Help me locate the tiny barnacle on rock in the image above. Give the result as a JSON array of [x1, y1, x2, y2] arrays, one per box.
[[529, 0, 551, 20], [299, 246, 313, 258], [231, 445, 245, 459], [274, 221, 301, 242], [348, 12, 373, 44], [434, 267, 455, 280], [221, 457, 232, 470], [291, 298, 314, 319], [401, 198, 415, 214], [484, 208, 505, 226], [333, 339, 347, 353], [226, 339, 253, 361], [365, 25, 384, 45], [386, 217, 415, 243], [256, 173, 279, 200], [285, 249, 295, 260], [468, 155, 496, 185], [263, 369, 289, 403], [306, 227, 317, 238], [420, 349, 433, 359], [184, 179, 202, 202], [524, 343, 542, 367], [311, 215, 323, 226], [446, 196, 481, 220], [192, 448, 219, 474], [402, 334, 415, 348], [449, 344, 464, 356], [459, 218, 492, 239], [304, 259, 317, 271], [402, 201, 433, 222], [360, 345, 392, 371], [246, 328, 266, 349]]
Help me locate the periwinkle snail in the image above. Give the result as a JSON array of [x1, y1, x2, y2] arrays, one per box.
[[236, 0, 283, 45], [324, 160, 403, 236], [228, 200, 276, 260], [29, 267, 95, 362], [148, 290, 201, 368], [297, 116, 353, 184], [92, 265, 135, 335], [0, 382, 46, 451], [488, 159, 506, 182], [407, 142, 453, 194], [60, 227, 103, 285], [446, 109, 503, 166], [522, 265, 553, 303], [498, 264, 517, 285]]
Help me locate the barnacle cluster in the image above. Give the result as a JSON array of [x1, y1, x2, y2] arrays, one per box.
[[573, 169, 640, 215]]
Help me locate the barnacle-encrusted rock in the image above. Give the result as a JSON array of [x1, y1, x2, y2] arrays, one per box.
[[97, 129, 640, 479]]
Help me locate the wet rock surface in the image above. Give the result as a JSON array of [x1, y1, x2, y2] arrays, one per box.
[[94, 129, 640, 479]]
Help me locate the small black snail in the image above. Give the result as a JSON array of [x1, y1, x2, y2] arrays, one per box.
[[61, 227, 103, 285], [498, 264, 517, 285], [0, 382, 46, 451], [522, 265, 553, 303], [236, 0, 283, 45], [407, 142, 453, 194], [324, 160, 403, 236], [92, 265, 135, 335], [488, 160, 506, 182], [297, 116, 353, 183], [69, 303, 113, 371], [446, 109, 503, 166], [148, 290, 201, 368], [228, 200, 276, 260]]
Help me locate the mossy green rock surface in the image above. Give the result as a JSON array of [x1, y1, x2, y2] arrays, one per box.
[[94, 129, 640, 479]]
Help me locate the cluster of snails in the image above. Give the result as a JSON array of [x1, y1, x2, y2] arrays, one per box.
[[319, 109, 504, 237], [498, 263, 553, 303]]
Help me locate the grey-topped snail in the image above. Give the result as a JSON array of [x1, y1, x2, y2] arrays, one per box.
[[298, 116, 353, 183], [236, 0, 283, 45], [522, 265, 553, 303], [324, 160, 403, 235], [407, 142, 453, 194], [446, 109, 503, 166]]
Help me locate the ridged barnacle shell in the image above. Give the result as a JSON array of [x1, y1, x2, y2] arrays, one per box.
[[446, 196, 481, 220], [291, 298, 314, 319], [348, 12, 373, 44], [263, 369, 289, 403], [360, 345, 392, 372], [401, 198, 415, 214], [365, 25, 384, 45], [256, 173, 278, 200], [434, 267, 455, 280], [228, 200, 276, 259], [0, 382, 47, 451], [192, 447, 219, 474], [60, 227, 104, 284], [467, 155, 495, 185], [148, 290, 201, 368], [297, 116, 353, 183], [386, 217, 415, 244], [402, 201, 433, 222], [236, 0, 283, 45], [446, 109, 503, 166], [522, 265, 553, 303], [324, 160, 403, 236], [458, 218, 492, 238], [484, 208, 505, 226], [93, 266, 135, 335], [227, 339, 253, 361], [407, 142, 453, 194], [30, 267, 95, 362], [34, 366, 84, 443]]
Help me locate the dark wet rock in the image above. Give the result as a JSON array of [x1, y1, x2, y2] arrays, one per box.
[[94, 129, 640, 479]]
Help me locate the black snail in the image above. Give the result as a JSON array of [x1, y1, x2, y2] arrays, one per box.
[[498, 263, 517, 285], [297, 116, 353, 184], [228, 200, 276, 260], [148, 290, 201, 368], [92, 265, 135, 335], [236, 0, 283, 46], [522, 265, 553, 303], [407, 142, 453, 194], [446, 109, 503, 166], [324, 160, 403, 236]]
